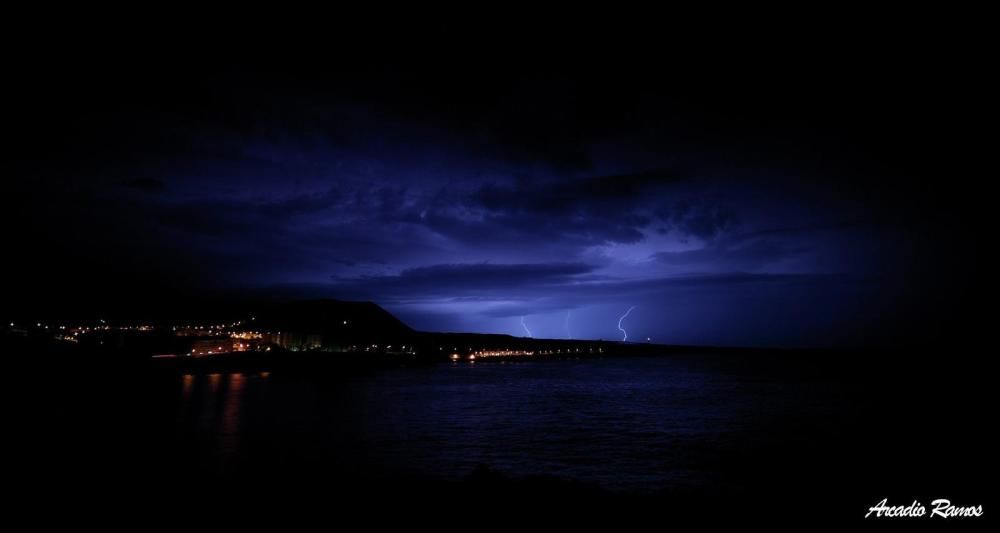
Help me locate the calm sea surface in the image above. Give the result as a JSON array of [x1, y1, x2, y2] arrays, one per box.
[[162, 355, 853, 493]]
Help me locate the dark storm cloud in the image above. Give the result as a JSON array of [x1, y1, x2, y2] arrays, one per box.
[[647, 217, 833, 274], [387, 262, 595, 286], [330, 262, 598, 300], [444, 172, 673, 246], [7, 50, 985, 347], [139, 194, 446, 282], [474, 171, 677, 215], [390, 171, 738, 250], [326, 256, 833, 309], [653, 200, 738, 241], [651, 240, 802, 272], [119, 178, 167, 192], [9, 64, 753, 282], [409, 209, 649, 248], [255, 187, 344, 217]]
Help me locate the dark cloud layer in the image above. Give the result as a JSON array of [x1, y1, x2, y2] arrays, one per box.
[[5, 46, 990, 347], [331, 262, 598, 300]]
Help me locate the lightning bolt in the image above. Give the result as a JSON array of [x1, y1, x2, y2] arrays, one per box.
[[564, 310, 572, 339], [520, 316, 532, 337], [617, 306, 636, 342]]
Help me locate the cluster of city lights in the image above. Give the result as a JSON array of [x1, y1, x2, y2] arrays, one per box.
[[470, 349, 535, 359], [451, 346, 605, 361], [347, 344, 416, 354], [8, 320, 613, 360]]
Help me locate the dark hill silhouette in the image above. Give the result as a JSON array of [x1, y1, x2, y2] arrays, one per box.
[[254, 299, 413, 343]]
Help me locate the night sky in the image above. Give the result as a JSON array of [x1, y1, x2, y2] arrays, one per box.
[[7, 39, 990, 348]]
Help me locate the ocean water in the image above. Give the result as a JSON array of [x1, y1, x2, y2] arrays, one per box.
[[161, 355, 854, 494], [16, 346, 989, 525]]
